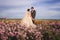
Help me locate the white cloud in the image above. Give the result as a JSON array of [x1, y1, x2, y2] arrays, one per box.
[[0, 0, 53, 6], [49, 3, 60, 8], [0, 0, 34, 6], [40, 0, 53, 2], [35, 2, 60, 19], [0, 0, 60, 19]]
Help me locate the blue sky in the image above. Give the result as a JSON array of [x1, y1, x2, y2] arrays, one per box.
[[0, 0, 60, 19]]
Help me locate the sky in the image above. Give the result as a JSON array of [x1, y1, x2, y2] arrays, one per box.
[[0, 0, 60, 19]]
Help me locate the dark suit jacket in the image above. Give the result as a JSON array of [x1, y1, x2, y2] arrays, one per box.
[[31, 10, 36, 19]]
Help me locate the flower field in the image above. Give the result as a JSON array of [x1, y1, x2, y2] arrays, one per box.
[[0, 19, 60, 40]]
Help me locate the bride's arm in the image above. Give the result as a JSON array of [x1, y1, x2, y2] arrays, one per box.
[[29, 12, 33, 19], [28, 12, 32, 17], [27, 12, 30, 17], [27, 11, 32, 19]]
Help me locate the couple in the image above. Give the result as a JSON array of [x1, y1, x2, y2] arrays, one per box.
[[21, 7, 36, 28]]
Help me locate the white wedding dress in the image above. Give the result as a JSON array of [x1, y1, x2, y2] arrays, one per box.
[[21, 11, 36, 28]]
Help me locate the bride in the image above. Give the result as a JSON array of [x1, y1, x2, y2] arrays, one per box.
[[21, 9, 36, 28]]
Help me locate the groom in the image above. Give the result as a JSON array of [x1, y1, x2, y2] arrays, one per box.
[[31, 7, 36, 24]]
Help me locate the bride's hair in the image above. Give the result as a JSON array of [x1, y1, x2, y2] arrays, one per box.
[[27, 9, 30, 11]]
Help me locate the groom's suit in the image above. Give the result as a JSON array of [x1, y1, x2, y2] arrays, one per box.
[[31, 10, 36, 23]]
